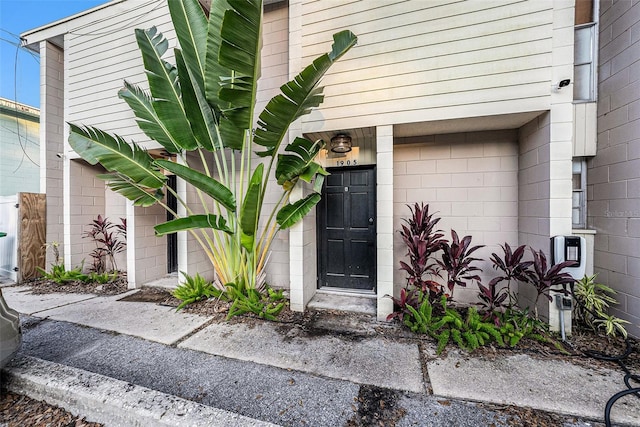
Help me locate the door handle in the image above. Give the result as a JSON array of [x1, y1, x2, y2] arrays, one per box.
[[368, 217, 374, 225]]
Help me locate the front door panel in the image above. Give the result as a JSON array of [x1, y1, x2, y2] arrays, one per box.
[[318, 167, 376, 291]]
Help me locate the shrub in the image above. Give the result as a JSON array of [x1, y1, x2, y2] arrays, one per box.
[[173, 272, 222, 311], [573, 274, 629, 338], [84, 215, 126, 273]]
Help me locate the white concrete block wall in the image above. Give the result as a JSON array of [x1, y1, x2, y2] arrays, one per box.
[[68, 161, 106, 270], [393, 130, 519, 305], [40, 41, 65, 267], [517, 113, 551, 311], [593, 0, 640, 337], [259, 3, 291, 289], [377, 125, 394, 320], [132, 203, 167, 286], [104, 188, 127, 273]]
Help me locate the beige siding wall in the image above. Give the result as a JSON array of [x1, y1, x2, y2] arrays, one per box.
[[393, 130, 519, 304], [0, 110, 39, 196], [592, 0, 640, 337], [65, 1, 173, 143], [300, 0, 555, 132]]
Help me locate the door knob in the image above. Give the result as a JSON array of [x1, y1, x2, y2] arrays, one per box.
[[368, 217, 374, 224]]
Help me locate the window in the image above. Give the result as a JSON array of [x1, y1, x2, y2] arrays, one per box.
[[574, 24, 597, 101], [572, 159, 587, 228], [574, 0, 598, 102]]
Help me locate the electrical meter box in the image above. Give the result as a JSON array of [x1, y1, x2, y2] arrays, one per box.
[[550, 235, 586, 280]]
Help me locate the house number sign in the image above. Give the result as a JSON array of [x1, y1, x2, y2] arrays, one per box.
[[331, 147, 359, 167]]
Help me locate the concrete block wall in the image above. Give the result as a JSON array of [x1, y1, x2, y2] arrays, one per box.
[[40, 41, 65, 267], [517, 113, 551, 311], [104, 189, 127, 273], [592, 0, 640, 337], [131, 203, 167, 286], [181, 151, 216, 282], [393, 130, 519, 305], [259, 2, 290, 289], [68, 161, 106, 270]]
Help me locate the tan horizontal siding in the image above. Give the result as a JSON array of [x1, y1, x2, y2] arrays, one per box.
[[65, 1, 172, 138], [300, 0, 555, 130]]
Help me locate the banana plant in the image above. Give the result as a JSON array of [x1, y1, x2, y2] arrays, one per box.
[[68, 0, 357, 295]]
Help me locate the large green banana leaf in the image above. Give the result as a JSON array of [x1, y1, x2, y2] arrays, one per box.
[[216, 0, 262, 149], [155, 214, 232, 236], [97, 173, 164, 207], [204, 0, 231, 107], [277, 193, 322, 230], [167, 0, 207, 90], [118, 81, 180, 154], [175, 49, 218, 151], [275, 137, 326, 188], [135, 26, 199, 151], [68, 124, 165, 190], [240, 163, 264, 250], [155, 159, 235, 212], [254, 30, 357, 157]]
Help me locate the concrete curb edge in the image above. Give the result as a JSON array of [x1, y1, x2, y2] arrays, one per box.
[[2, 355, 279, 427]]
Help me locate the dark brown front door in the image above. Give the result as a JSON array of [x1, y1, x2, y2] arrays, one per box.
[[317, 167, 376, 291]]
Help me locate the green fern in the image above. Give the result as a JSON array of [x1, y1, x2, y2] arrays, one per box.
[[172, 272, 221, 310], [225, 283, 286, 321]]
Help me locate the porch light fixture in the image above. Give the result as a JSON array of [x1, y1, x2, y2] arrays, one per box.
[[329, 133, 352, 153]]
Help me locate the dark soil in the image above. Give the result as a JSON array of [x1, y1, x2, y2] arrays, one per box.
[[0, 391, 103, 427], [347, 385, 407, 427], [24, 274, 129, 296]]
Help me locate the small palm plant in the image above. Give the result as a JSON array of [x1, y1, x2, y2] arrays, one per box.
[[68, 0, 357, 306], [573, 274, 629, 338]]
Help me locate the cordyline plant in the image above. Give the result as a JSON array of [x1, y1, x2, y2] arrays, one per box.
[[398, 203, 445, 301], [68, 0, 357, 296], [437, 230, 484, 298], [83, 215, 127, 273]]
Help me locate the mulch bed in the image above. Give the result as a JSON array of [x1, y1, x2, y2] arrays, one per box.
[[0, 392, 103, 427]]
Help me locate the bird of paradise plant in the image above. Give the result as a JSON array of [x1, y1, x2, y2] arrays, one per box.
[[68, 0, 357, 299]]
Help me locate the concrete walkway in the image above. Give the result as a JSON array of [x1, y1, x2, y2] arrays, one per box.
[[1, 284, 639, 426]]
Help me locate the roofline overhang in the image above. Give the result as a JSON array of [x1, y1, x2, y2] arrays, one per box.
[[21, 0, 287, 53], [21, 0, 126, 52]]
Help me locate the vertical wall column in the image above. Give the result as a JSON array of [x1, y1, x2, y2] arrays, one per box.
[[547, 1, 575, 330], [287, 0, 309, 312], [376, 125, 394, 321], [39, 40, 65, 267]]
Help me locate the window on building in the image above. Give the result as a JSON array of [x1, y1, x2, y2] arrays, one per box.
[[572, 158, 587, 228], [574, 0, 597, 102]]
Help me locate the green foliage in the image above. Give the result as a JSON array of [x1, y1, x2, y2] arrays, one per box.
[[84, 215, 127, 273], [173, 272, 223, 311], [68, 0, 356, 306], [593, 314, 630, 339], [402, 294, 503, 354], [225, 283, 286, 321], [431, 298, 502, 354], [87, 271, 118, 284], [403, 293, 434, 334], [573, 274, 629, 338], [37, 264, 89, 284]]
